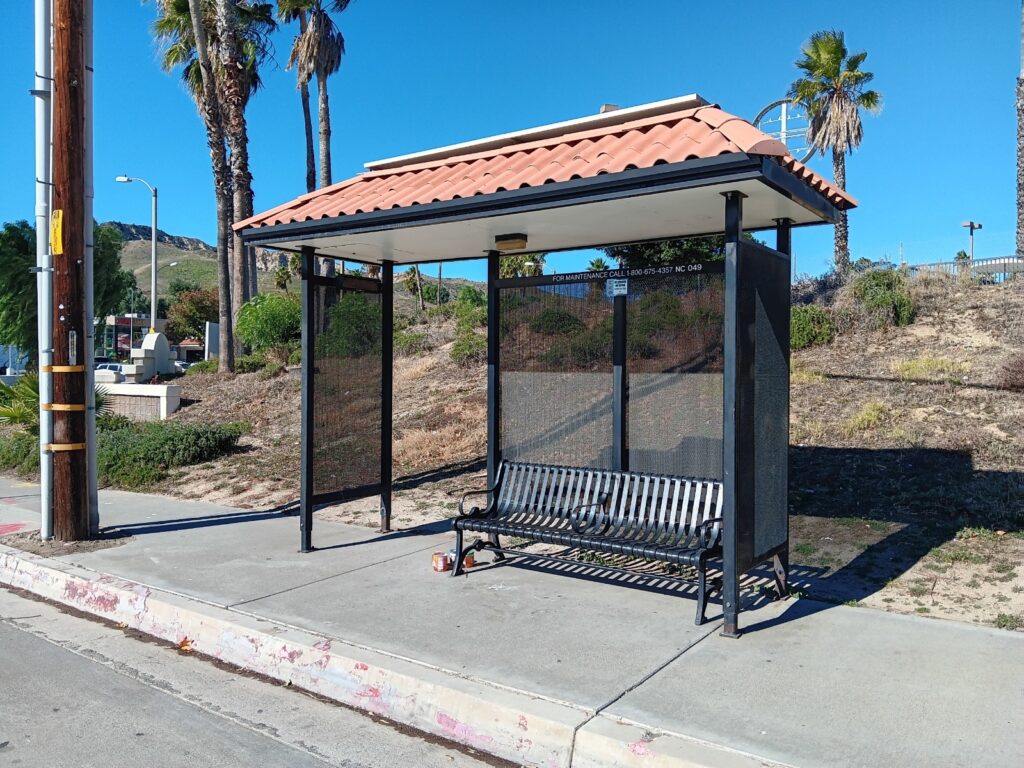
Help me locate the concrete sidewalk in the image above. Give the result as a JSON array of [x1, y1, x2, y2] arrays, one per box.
[[1, 477, 1022, 768]]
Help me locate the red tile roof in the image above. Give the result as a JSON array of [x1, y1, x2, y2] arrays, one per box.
[[236, 104, 855, 231]]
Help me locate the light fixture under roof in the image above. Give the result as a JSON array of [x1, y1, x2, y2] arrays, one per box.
[[495, 233, 528, 252]]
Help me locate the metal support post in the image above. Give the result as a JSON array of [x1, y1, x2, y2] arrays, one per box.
[[722, 190, 746, 638], [299, 246, 316, 552], [486, 251, 501, 544], [379, 260, 393, 533]]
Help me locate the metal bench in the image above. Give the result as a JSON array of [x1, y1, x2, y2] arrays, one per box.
[[452, 460, 734, 625]]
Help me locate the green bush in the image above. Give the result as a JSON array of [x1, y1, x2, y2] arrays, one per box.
[[426, 303, 455, 321], [420, 283, 450, 305], [185, 358, 219, 375], [455, 303, 487, 332], [97, 421, 248, 489], [791, 304, 836, 350], [395, 330, 430, 356], [455, 286, 486, 307], [288, 347, 302, 366], [258, 362, 285, 380], [0, 430, 39, 475], [530, 308, 585, 335], [450, 331, 486, 366], [236, 294, 301, 352], [96, 413, 132, 432], [851, 270, 915, 328], [234, 354, 266, 374], [317, 293, 382, 358]]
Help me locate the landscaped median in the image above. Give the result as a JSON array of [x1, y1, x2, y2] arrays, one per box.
[[0, 541, 783, 768]]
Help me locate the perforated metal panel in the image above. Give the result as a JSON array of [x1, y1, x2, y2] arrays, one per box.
[[499, 281, 614, 468], [748, 243, 790, 560], [626, 270, 724, 479], [311, 284, 382, 497]]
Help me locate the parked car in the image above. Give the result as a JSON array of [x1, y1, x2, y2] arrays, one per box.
[[95, 362, 123, 373]]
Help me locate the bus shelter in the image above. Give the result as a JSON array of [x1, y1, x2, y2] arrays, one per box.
[[236, 94, 855, 635]]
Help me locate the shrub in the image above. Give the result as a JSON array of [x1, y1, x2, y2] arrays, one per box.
[[234, 354, 266, 374], [530, 308, 585, 335], [450, 331, 486, 366], [236, 294, 301, 352], [288, 347, 302, 366], [317, 293, 381, 358], [791, 304, 836, 350], [185, 358, 219, 375], [96, 413, 131, 432], [395, 330, 430, 356], [258, 362, 285, 380], [420, 283, 450, 305], [454, 286, 486, 307], [851, 270, 915, 328], [998, 353, 1024, 392], [426, 303, 455, 321], [0, 430, 39, 475], [97, 421, 247, 489], [892, 356, 969, 382]]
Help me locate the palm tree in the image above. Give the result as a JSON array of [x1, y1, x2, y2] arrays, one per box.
[[156, 0, 235, 371], [285, 0, 351, 188], [1018, 1, 1023, 256], [587, 256, 610, 272], [154, 0, 274, 360], [499, 253, 547, 279], [788, 30, 880, 274], [278, 1, 317, 193]]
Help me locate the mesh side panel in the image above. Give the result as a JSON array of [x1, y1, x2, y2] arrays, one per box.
[[312, 285, 382, 497], [750, 246, 789, 559], [499, 281, 614, 468], [626, 272, 724, 479]]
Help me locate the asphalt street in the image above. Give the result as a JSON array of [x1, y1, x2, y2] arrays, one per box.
[[0, 587, 499, 768]]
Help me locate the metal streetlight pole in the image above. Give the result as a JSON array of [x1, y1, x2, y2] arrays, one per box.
[[961, 220, 983, 261], [115, 175, 158, 331]]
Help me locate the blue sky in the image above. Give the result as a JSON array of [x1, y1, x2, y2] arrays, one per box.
[[0, 0, 1018, 281]]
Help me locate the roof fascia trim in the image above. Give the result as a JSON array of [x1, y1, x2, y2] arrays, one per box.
[[240, 154, 764, 246]]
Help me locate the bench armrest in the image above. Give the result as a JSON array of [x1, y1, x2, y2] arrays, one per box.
[[570, 494, 610, 534], [695, 516, 724, 548], [457, 465, 506, 517]]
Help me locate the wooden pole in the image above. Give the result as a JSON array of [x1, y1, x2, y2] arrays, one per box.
[[51, 0, 89, 541]]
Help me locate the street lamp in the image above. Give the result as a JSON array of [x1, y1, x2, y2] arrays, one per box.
[[115, 175, 159, 331], [961, 220, 983, 260]]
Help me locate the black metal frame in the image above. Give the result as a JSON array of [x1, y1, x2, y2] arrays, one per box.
[[298, 247, 393, 551]]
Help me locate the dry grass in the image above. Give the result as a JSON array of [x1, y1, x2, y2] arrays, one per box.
[[891, 356, 970, 382], [843, 400, 888, 433], [791, 367, 825, 385]]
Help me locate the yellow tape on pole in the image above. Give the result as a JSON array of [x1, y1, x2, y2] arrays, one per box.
[[50, 209, 63, 255], [46, 442, 86, 452], [41, 403, 86, 412], [40, 364, 86, 373]]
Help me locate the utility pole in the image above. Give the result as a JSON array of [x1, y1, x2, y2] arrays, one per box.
[[50, 0, 89, 541]]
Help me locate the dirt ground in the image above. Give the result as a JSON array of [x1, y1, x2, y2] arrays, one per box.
[[0, 529, 132, 557]]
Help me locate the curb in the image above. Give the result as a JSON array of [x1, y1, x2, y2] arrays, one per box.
[[0, 545, 581, 767], [0, 544, 781, 768]]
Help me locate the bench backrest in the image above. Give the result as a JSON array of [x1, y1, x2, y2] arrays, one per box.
[[493, 461, 723, 550]]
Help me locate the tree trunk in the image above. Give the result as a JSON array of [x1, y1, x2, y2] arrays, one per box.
[[414, 265, 424, 311], [213, 0, 253, 355], [298, 10, 316, 194], [317, 70, 332, 188], [436, 263, 442, 306], [186, 0, 235, 371], [216, 194, 234, 372], [832, 147, 850, 274]]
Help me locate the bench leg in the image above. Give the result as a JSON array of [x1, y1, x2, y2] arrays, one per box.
[[695, 564, 709, 626], [772, 552, 789, 599], [489, 535, 505, 561], [450, 529, 465, 577]]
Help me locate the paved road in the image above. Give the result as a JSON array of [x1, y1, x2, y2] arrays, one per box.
[[0, 588, 499, 768]]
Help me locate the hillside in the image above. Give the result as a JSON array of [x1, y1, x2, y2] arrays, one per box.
[[158, 276, 1023, 629]]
